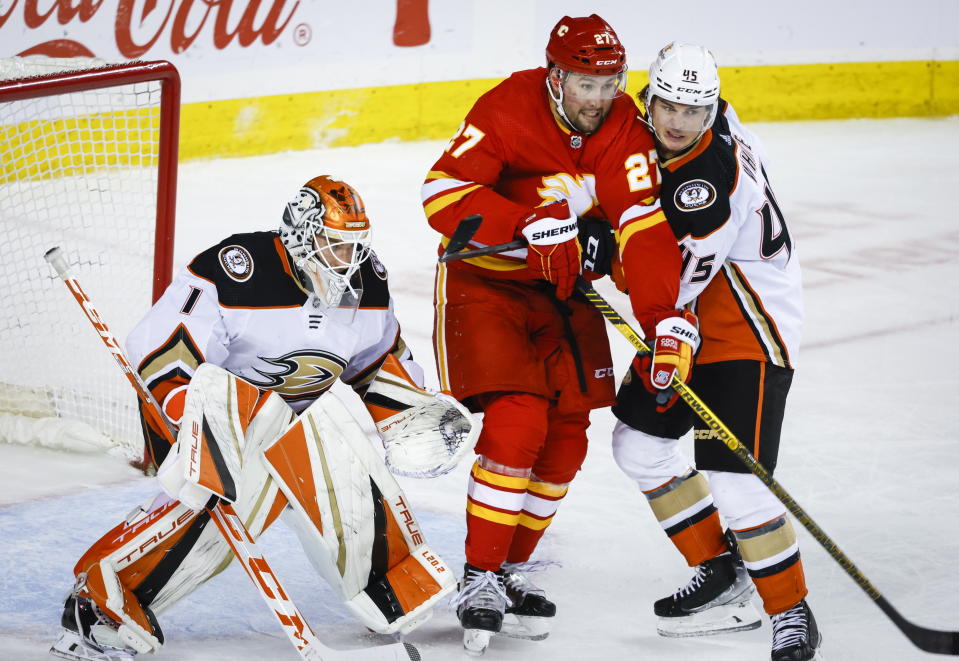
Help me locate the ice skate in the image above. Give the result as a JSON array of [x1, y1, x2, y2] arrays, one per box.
[[654, 549, 762, 637], [499, 561, 556, 641], [452, 564, 511, 656], [770, 599, 822, 661], [50, 595, 138, 661]]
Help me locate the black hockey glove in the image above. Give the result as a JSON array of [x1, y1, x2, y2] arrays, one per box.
[[577, 217, 616, 276]]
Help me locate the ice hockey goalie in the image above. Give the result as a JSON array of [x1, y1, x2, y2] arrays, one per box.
[[50, 175, 474, 660]]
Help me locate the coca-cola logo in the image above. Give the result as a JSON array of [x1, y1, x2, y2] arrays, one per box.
[[3, 0, 433, 60], [1, 0, 302, 59]]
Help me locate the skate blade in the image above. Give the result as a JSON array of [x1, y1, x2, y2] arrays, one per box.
[[50, 629, 135, 661], [498, 613, 551, 641], [463, 628, 494, 656], [657, 600, 762, 638]]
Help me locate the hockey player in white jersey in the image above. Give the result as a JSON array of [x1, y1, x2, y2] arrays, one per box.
[[49, 175, 475, 660], [609, 45, 821, 661]]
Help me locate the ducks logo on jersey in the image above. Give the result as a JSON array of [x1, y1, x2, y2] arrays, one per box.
[[674, 179, 716, 212], [248, 350, 348, 402], [219, 245, 254, 281], [370, 251, 388, 280]]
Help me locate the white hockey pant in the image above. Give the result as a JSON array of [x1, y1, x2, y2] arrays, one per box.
[[611, 421, 786, 530]]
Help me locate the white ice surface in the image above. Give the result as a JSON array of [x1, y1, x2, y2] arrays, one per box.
[[2, 117, 958, 660]]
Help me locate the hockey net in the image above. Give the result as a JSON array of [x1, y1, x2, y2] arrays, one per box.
[[0, 57, 179, 463]]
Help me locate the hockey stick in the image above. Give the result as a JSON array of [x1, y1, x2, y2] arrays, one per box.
[[437, 216, 959, 654], [578, 279, 959, 655], [438, 214, 525, 262], [44, 246, 419, 661]]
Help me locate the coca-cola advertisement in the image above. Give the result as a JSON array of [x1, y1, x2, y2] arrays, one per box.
[[0, 0, 478, 102], [2, 1, 951, 104]]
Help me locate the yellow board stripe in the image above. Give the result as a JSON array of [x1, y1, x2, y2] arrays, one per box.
[[466, 500, 519, 526], [6, 61, 955, 172], [0, 108, 160, 185], [171, 60, 957, 161]]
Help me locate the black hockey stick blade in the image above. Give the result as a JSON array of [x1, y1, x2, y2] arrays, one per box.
[[439, 213, 529, 262], [578, 279, 959, 656], [879, 596, 959, 654], [439, 239, 526, 262], [441, 214, 483, 257]]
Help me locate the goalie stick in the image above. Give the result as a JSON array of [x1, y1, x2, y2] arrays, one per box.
[[44, 246, 420, 661], [442, 215, 959, 656]]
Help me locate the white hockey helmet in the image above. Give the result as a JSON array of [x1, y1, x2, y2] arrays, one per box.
[[644, 42, 720, 136], [280, 175, 372, 308]]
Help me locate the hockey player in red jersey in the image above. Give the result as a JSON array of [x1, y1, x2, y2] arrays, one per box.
[[49, 176, 475, 661], [421, 14, 660, 654], [609, 44, 822, 661]]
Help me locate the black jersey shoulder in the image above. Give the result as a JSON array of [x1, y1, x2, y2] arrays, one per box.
[[660, 99, 738, 239], [356, 250, 391, 309], [188, 231, 307, 308]]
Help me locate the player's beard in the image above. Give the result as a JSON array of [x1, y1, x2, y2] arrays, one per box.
[[568, 102, 610, 134]]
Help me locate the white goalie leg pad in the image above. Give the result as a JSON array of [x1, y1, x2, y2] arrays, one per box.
[[157, 363, 293, 510], [266, 392, 457, 634], [148, 365, 293, 614], [365, 356, 479, 478], [612, 420, 690, 491]]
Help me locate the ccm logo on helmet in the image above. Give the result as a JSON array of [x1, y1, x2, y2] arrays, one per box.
[[531, 222, 577, 241], [595, 59, 619, 66]]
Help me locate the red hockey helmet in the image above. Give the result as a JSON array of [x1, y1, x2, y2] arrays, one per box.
[[545, 14, 626, 77]]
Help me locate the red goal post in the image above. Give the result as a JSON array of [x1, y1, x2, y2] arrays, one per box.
[[0, 58, 180, 463]]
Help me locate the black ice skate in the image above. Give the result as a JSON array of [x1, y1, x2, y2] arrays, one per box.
[[770, 599, 822, 661], [500, 560, 556, 641], [654, 541, 762, 637], [452, 564, 511, 656], [50, 594, 139, 661]]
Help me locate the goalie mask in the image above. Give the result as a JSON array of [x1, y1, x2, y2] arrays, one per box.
[[280, 176, 372, 309], [643, 43, 720, 153]]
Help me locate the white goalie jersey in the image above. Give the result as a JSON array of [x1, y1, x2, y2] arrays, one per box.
[[127, 231, 405, 461]]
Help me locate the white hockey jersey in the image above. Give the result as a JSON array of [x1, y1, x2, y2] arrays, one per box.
[[126, 231, 403, 440], [657, 100, 803, 368]]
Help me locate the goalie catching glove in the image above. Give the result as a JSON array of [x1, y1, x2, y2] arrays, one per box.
[[637, 309, 700, 412], [364, 355, 479, 478]]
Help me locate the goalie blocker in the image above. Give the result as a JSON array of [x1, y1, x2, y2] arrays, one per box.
[[62, 364, 456, 657]]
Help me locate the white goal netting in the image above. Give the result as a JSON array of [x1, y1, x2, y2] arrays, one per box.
[[0, 56, 177, 462]]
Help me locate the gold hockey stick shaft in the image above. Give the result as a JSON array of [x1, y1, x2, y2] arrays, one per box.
[[579, 279, 959, 655]]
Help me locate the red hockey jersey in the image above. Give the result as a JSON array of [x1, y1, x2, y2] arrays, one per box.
[[421, 67, 662, 279]]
